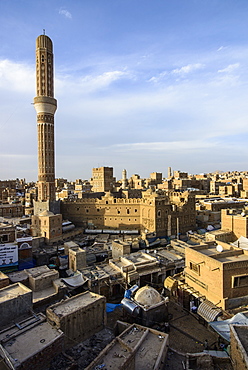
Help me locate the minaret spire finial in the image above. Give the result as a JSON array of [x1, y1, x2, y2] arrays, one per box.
[[43, 29, 45, 35]]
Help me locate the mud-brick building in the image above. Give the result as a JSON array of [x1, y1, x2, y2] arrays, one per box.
[[31, 210, 62, 242], [230, 325, 248, 370], [86, 322, 169, 370], [0, 283, 32, 328], [61, 189, 196, 238], [0, 222, 15, 243], [0, 313, 63, 370], [184, 242, 248, 310], [46, 291, 106, 349], [221, 209, 248, 239], [90, 166, 116, 192], [0, 203, 24, 218]]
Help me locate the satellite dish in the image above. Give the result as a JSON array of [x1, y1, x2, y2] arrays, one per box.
[[241, 211, 246, 217], [216, 245, 223, 253]]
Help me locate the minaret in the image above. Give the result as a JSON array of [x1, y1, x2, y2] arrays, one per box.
[[122, 169, 128, 189], [33, 33, 59, 214]]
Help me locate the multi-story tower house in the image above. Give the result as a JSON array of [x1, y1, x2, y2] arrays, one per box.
[[91, 167, 116, 193], [33, 33, 60, 215]]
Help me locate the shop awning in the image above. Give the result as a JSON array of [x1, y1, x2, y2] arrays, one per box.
[[197, 300, 222, 322], [62, 273, 88, 288], [232, 236, 248, 250]]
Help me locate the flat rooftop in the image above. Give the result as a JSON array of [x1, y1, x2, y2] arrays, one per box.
[[0, 313, 45, 342], [197, 245, 232, 257], [0, 222, 14, 228], [1, 320, 63, 364], [0, 271, 8, 280], [217, 254, 248, 263], [133, 330, 167, 369], [120, 325, 147, 348], [98, 263, 123, 277], [202, 197, 243, 204], [48, 291, 104, 316], [206, 229, 232, 236], [81, 265, 110, 280], [189, 244, 248, 263], [94, 339, 133, 368], [33, 286, 57, 303], [123, 252, 157, 265], [111, 252, 158, 271], [155, 249, 184, 262], [86, 323, 168, 370], [80, 263, 124, 284], [0, 283, 31, 303], [25, 265, 55, 278], [7, 270, 29, 283]]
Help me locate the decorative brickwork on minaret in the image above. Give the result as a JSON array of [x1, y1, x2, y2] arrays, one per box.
[[34, 34, 57, 202]]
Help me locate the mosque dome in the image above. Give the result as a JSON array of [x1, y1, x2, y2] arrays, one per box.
[[134, 285, 162, 307]]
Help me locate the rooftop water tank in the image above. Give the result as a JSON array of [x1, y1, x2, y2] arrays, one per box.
[[121, 298, 140, 317]]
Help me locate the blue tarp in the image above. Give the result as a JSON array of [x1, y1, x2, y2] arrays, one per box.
[[18, 259, 35, 271], [106, 303, 122, 313]]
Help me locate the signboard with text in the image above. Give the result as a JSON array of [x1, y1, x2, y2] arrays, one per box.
[[0, 244, 18, 270]]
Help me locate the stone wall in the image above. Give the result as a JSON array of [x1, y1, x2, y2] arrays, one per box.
[[230, 325, 248, 370], [0, 272, 9, 289], [0, 283, 32, 327], [61, 190, 196, 237], [112, 240, 130, 258], [221, 209, 248, 239]]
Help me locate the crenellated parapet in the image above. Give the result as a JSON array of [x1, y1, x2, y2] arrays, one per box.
[[61, 189, 196, 236]]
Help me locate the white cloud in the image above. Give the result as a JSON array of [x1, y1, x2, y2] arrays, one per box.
[[59, 8, 72, 19], [1, 46, 248, 180], [113, 139, 216, 152], [56, 70, 131, 94], [81, 70, 128, 88], [149, 64, 204, 84], [217, 46, 228, 52], [0, 59, 34, 92], [218, 63, 240, 73], [211, 73, 240, 88], [148, 71, 167, 84], [172, 63, 204, 75]]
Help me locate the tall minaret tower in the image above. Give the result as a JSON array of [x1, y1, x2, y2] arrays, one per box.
[[33, 33, 59, 214], [122, 169, 128, 189]]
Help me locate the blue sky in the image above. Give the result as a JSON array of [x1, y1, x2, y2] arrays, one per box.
[[1, 0, 248, 181]]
